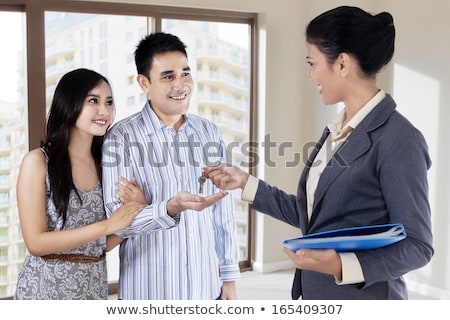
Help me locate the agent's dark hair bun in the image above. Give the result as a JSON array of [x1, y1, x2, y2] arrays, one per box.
[[376, 12, 394, 27], [306, 6, 395, 76]]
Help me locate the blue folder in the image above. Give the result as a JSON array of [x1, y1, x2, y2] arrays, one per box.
[[282, 223, 406, 252]]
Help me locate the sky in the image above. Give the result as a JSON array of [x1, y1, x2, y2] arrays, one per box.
[[218, 22, 249, 49], [0, 12, 23, 103]]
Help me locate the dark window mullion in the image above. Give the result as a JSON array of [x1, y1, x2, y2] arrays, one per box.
[[26, 1, 46, 149]]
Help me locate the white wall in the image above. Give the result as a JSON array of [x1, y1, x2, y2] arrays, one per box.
[[81, 0, 450, 299], [377, 1, 450, 299]]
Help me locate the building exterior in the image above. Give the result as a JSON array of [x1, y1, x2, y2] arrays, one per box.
[[1, 12, 250, 297], [0, 99, 27, 297]]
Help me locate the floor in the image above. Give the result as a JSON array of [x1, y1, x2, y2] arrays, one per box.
[[108, 269, 294, 300], [109, 268, 432, 300], [236, 268, 293, 300], [236, 268, 432, 300]]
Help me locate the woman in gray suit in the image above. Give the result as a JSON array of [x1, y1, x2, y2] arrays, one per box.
[[204, 6, 433, 300]]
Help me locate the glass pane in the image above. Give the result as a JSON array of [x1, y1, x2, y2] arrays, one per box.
[[45, 12, 150, 121], [162, 19, 251, 261], [41, 14, 251, 281], [0, 11, 27, 299], [44, 11, 150, 285]]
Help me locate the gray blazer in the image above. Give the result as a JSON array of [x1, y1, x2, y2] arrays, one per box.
[[252, 94, 434, 299]]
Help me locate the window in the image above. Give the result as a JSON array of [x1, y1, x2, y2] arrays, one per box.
[[126, 95, 135, 107], [162, 19, 252, 259], [0, 1, 256, 299], [0, 210, 8, 224], [127, 75, 134, 85], [0, 193, 9, 204], [0, 227, 8, 243], [0, 174, 10, 187], [0, 9, 26, 298]]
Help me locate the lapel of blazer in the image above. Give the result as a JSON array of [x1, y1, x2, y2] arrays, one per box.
[[311, 129, 371, 214], [308, 94, 397, 227], [298, 127, 329, 233]]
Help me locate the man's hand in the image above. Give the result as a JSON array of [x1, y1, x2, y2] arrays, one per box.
[[220, 281, 237, 300], [166, 190, 228, 216]]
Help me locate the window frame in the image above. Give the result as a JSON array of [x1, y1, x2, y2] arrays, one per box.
[[0, 0, 257, 299]]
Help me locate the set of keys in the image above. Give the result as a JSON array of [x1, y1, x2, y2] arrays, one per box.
[[198, 174, 206, 194]]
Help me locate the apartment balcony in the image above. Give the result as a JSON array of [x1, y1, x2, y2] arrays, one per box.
[[198, 92, 249, 115], [45, 40, 77, 64], [197, 71, 249, 97], [196, 47, 249, 73], [0, 144, 11, 155], [46, 61, 77, 88]]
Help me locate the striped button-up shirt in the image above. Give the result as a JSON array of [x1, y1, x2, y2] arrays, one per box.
[[102, 102, 240, 299]]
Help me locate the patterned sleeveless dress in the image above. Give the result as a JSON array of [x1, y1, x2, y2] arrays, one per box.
[[14, 149, 108, 300]]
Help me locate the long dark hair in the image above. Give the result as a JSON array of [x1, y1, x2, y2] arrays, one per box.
[[42, 68, 111, 224], [306, 6, 395, 77]]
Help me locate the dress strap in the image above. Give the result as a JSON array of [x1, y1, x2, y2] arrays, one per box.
[[39, 147, 49, 161]]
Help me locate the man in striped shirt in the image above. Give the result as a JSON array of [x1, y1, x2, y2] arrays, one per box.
[[102, 32, 240, 299]]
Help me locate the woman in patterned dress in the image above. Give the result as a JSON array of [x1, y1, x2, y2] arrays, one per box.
[[14, 68, 145, 299]]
